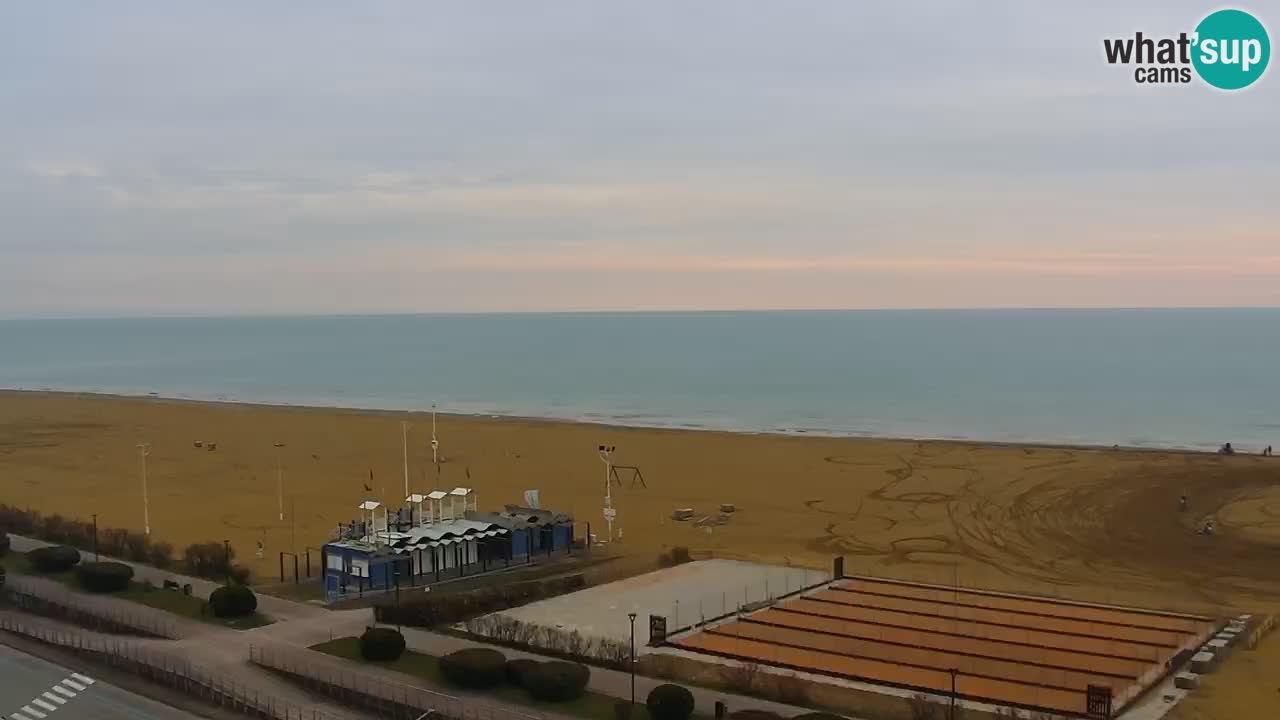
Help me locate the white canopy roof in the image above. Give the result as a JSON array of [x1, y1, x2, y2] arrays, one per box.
[[357, 500, 381, 511]]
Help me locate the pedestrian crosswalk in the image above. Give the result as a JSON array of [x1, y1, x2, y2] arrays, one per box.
[[8, 674, 94, 720]]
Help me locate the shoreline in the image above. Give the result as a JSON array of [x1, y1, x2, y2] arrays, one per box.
[[0, 387, 1242, 457]]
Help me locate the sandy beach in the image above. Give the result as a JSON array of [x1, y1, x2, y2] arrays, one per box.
[[1, 390, 1276, 613]]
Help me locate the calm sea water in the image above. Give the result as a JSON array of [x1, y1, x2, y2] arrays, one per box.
[[1, 310, 1277, 452]]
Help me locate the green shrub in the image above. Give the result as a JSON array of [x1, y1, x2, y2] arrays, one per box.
[[182, 541, 234, 580], [27, 545, 81, 573], [0, 532, 10, 556], [208, 584, 258, 618], [75, 561, 134, 593], [505, 658, 539, 686], [358, 626, 407, 661], [440, 648, 506, 689], [147, 541, 174, 569], [646, 684, 695, 720], [524, 660, 591, 702]]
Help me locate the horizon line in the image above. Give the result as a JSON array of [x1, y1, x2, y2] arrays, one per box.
[[4, 304, 1280, 322]]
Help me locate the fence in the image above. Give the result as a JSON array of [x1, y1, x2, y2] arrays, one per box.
[[3, 575, 179, 639], [249, 643, 543, 720], [0, 613, 352, 720], [666, 566, 832, 636]]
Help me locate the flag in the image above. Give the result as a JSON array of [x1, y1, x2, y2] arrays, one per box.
[[465, 466, 471, 480], [364, 469, 373, 493]]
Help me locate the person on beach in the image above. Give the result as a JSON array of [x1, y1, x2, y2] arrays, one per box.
[[1219, 442, 1235, 455], [1179, 495, 1187, 512], [1265, 445, 1273, 457]]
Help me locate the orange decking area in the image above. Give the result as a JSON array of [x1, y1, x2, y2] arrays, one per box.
[[671, 577, 1216, 716]]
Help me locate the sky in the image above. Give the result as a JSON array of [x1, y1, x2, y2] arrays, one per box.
[[1, 1, 1278, 317]]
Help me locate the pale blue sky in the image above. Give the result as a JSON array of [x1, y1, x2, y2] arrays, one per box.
[[1, 1, 1277, 316]]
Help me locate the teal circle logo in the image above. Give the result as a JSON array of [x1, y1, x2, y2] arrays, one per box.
[[1192, 9, 1270, 90]]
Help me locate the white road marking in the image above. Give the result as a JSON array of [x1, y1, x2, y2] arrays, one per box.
[[19, 708, 45, 720], [29, 700, 56, 713], [70, 673, 94, 685], [60, 679, 85, 692], [11, 712, 35, 720], [41, 692, 66, 705], [51, 686, 76, 699]]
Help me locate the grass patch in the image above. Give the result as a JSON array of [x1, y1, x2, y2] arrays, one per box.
[[255, 579, 328, 603], [6, 551, 270, 629], [311, 637, 625, 720], [120, 583, 272, 629]]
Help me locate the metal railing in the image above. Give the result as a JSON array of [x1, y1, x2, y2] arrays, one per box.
[[3, 575, 179, 639], [0, 612, 352, 720]]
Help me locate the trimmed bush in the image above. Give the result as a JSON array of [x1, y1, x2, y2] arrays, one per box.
[[439, 648, 507, 689], [27, 545, 81, 573], [0, 532, 10, 556], [208, 584, 258, 618], [524, 660, 591, 702], [646, 684, 695, 720], [505, 658, 539, 686], [359, 626, 406, 661], [76, 561, 134, 593]]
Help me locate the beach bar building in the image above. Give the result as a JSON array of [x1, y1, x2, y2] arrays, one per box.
[[323, 491, 575, 597]]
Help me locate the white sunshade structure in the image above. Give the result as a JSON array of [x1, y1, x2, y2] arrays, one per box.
[[357, 500, 388, 545], [427, 490, 449, 524], [406, 493, 428, 526], [449, 487, 476, 521]]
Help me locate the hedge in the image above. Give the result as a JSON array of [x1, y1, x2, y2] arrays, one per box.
[[209, 584, 258, 618], [524, 660, 591, 702], [376, 573, 586, 627], [646, 684, 695, 720], [76, 561, 135, 593], [439, 648, 507, 689], [505, 658, 539, 686], [27, 545, 81, 573], [729, 712, 784, 720], [359, 627, 407, 661], [792, 714, 845, 720]]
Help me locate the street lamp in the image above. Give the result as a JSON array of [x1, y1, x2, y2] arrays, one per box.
[[431, 403, 439, 467], [949, 667, 958, 720], [273, 442, 286, 521], [599, 445, 617, 541], [136, 442, 151, 535], [628, 612, 638, 704]]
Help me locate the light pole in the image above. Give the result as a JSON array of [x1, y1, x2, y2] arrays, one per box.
[[599, 445, 616, 541], [431, 403, 439, 468], [949, 667, 958, 720], [273, 442, 286, 521], [137, 442, 151, 535], [92, 513, 99, 561], [628, 612, 638, 704], [401, 418, 411, 500]]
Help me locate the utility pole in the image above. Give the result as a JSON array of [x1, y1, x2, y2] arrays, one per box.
[[431, 403, 439, 467], [402, 418, 410, 500], [137, 442, 151, 535], [273, 442, 286, 521], [599, 445, 617, 541]]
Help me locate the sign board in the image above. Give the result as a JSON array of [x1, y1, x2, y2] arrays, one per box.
[[833, 556, 845, 579], [649, 614, 668, 645], [603, 507, 617, 521]]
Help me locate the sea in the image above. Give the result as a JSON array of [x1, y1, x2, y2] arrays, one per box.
[[1, 309, 1277, 453]]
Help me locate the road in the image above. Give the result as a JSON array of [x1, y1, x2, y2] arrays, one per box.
[[0, 642, 201, 720]]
